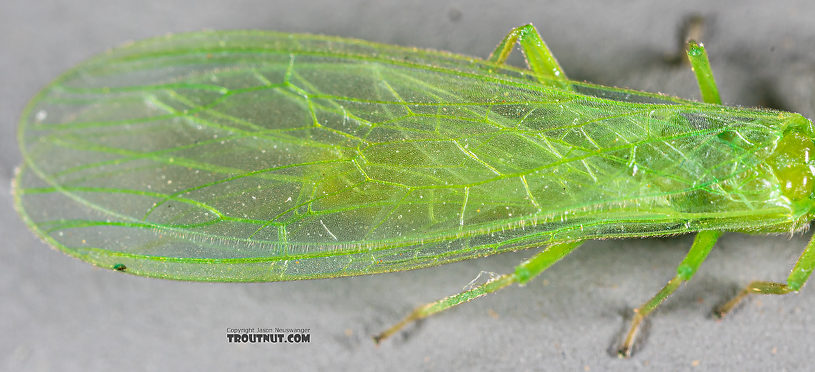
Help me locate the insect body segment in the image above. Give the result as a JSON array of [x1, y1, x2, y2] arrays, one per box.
[[13, 24, 815, 358], [766, 128, 815, 204]]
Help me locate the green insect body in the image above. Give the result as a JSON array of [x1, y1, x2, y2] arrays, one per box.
[[14, 24, 815, 357]]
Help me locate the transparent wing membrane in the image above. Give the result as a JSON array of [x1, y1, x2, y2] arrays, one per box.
[[15, 31, 807, 281]]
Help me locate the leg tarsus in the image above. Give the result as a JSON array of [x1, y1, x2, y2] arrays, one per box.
[[714, 281, 793, 318], [715, 233, 815, 317], [618, 230, 721, 358], [489, 24, 567, 83], [373, 240, 583, 343]]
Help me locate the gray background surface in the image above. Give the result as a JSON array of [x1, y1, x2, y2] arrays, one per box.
[[3, 1, 815, 371]]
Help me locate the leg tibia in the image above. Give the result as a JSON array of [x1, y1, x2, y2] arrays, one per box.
[[618, 230, 721, 358], [373, 240, 582, 343], [686, 40, 721, 104], [715, 233, 815, 317]]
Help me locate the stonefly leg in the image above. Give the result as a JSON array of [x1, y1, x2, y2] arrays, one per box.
[[374, 240, 583, 343], [618, 230, 722, 358]]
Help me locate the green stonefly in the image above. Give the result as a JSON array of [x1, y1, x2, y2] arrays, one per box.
[[13, 24, 815, 357]]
